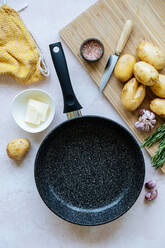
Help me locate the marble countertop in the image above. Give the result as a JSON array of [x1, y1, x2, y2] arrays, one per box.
[[0, 0, 165, 247]]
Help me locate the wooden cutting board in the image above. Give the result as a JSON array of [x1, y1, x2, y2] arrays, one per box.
[[60, 0, 165, 172]]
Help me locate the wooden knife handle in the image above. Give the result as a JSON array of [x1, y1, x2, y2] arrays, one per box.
[[115, 20, 133, 56]]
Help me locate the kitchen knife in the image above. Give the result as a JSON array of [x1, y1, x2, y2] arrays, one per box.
[[99, 20, 133, 93]]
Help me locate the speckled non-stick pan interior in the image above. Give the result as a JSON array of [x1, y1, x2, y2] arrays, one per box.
[[35, 116, 145, 226]]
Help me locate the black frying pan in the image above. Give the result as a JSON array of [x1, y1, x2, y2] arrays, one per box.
[[34, 42, 145, 226]]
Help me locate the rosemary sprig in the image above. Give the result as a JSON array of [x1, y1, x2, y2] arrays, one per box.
[[142, 123, 165, 169], [152, 138, 165, 168], [141, 123, 165, 148]]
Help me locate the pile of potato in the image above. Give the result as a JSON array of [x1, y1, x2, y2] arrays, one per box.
[[114, 41, 165, 116]]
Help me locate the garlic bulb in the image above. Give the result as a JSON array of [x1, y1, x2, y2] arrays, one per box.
[[145, 189, 158, 201], [145, 180, 156, 190], [135, 109, 156, 132]]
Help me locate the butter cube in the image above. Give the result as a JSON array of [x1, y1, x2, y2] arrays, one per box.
[[25, 99, 49, 125]]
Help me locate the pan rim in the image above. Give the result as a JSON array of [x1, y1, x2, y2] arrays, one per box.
[[34, 115, 145, 226]]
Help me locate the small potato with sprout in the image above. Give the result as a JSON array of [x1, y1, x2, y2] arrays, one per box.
[[7, 138, 30, 161], [121, 78, 146, 111], [133, 61, 159, 86], [114, 54, 136, 82], [150, 74, 165, 98], [150, 98, 165, 117], [137, 41, 165, 70]]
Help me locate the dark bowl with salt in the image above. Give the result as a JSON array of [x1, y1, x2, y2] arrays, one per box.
[[80, 38, 104, 62]]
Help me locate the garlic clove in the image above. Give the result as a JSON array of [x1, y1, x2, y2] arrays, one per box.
[[141, 114, 147, 121], [135, 121, 144, 129], [144, 124, 150, 132], [150, 112, 155, 120], [151, 119, 156, 125]]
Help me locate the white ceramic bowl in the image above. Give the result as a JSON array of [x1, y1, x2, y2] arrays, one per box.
[[12, 89, 55, 133]]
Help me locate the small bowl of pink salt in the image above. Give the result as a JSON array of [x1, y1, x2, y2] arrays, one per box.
[[80, 38, 104, 62]]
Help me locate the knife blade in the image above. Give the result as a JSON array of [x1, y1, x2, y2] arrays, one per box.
[[99, 54, 118, 93], [99, 20, 133, 93]]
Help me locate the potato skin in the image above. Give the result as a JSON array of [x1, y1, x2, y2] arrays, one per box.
[[121, 78, 146, 111], [150, 74, 165, 98], [133, 61, 159, 86], [137, 41, 165, 70], [114, 54, 136, 82], [150, 98, 165, 117], [7, 138, 30, 161]]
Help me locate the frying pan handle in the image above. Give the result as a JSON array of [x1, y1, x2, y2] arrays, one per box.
[[49, 42, 82, 113]]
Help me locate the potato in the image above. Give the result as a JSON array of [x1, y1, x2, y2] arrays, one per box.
[[7, 138, 30, 161], [150, 98, 165, 117], [114, 54, 136, 82], [150, 74, 165, 98], [133, 61, 159, 86], [121, 78, 146, 111], [137, 41, 165, 70]]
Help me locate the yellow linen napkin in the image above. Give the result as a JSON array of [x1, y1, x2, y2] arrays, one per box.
[[0, 4, 49, 84]]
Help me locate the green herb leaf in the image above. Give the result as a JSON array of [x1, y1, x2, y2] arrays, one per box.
[[142, 123, 165, 168]]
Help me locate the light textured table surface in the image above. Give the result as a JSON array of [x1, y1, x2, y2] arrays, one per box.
[[0, 0, 165, 247]]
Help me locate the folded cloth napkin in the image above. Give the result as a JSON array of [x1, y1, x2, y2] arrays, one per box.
[[0, 4, 49, 84]]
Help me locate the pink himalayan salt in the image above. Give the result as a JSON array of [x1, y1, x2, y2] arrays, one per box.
[[82, 40, 103, 61]]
